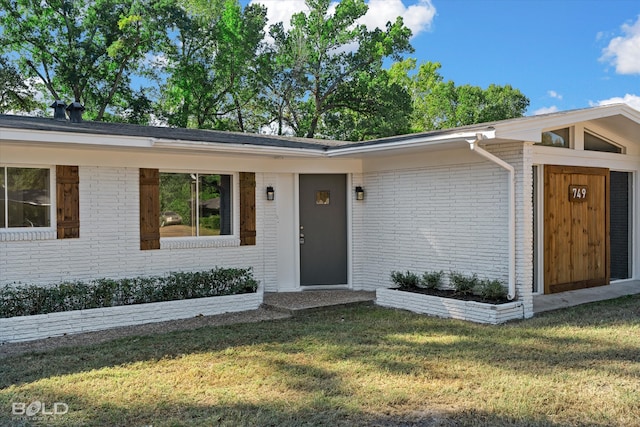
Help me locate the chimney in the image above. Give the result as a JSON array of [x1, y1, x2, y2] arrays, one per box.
[[50, 100, 67, 121], [66, 101, 85, 123]]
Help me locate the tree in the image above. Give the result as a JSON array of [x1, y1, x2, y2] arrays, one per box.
[[0, 0, 175, 121], [324, 69, 412, 140], [268, 0, 414, 139], [0, 57, 39, 113], [390, 59, 530, 132], [158, 0, 269, 131]]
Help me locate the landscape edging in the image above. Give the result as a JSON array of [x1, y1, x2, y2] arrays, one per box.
[[376, 288, 524, 324], [0, 292, 263, 343]]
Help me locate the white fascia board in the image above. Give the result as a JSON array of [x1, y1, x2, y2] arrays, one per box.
[[151, 138, 327, 158], [0, 127, 154, 148], [325, 129, 497, 157], [493, 104, 640, 142]]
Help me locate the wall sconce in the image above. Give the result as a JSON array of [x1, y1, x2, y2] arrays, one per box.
[[355, 186, 365, 201], [266, 186, 275, 201]]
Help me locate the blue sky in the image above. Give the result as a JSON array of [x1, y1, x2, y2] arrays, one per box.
[[250, 0, 640, 115]]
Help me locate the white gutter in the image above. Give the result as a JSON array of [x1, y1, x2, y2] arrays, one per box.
[[327, 129, 496, 156], [467, 134, 517, 300], [151, 138, 327, 157], [0, 127, 155, 148]]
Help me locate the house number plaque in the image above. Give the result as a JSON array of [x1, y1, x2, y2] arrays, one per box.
[[569, 185, 588, 202]]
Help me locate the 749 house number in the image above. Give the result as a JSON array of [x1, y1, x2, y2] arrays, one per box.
[[569, 185, 588, 202]]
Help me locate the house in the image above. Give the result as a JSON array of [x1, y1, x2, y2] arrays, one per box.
[[1, 103, 640, 321]]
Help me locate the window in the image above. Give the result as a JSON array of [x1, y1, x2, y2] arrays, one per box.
[[159, 172, 232, 238], [584, 131, 622, 153], [0, 167, 51, 228], [539, 127, 570, 148]]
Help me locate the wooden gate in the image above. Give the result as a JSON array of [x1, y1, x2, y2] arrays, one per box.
[[544, 165, 610, 293]]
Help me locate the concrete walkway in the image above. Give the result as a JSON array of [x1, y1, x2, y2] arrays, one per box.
[[264, 284, 640, 316], [533, 280, 640, 313], [263, 290, 375, 314]]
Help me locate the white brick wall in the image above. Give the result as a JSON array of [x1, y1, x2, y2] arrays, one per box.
[[260, 172, 279, 292], [485, 142, 534, 317], [351, 172, 366, 290], [0, 292, 263, 343], [376, 288, 525, 324], [356, 156, 510, 289], [0, 167, 275, 290], [354, 142, 534, 318]]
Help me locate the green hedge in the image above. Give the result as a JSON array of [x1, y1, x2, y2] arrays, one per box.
[[0, 267, 259, 319]]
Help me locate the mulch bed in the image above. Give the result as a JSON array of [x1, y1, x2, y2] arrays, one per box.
[[392, 287, 511, 304]]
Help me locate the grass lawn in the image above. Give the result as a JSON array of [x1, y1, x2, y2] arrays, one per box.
[[1, 296, 639, 426]]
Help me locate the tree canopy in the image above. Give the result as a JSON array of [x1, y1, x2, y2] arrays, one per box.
[[0, 0, 176, 121], [0, 56, 39, 113], [0, 0, 530, 139], [266, 0, 413, 139], [390, 59, 529, 132]]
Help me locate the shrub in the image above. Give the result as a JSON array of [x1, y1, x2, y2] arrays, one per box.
[[390, 270, 421, 290], [421, 270, 444, 290], [199, 215, 221, 232], [476, 279, 508, 301], [0, 267, 259, 318], [449, 271, 479, 295]]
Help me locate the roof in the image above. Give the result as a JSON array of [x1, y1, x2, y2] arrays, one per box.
[[2, 104, 639, 157], [0, 114, 344, 151]]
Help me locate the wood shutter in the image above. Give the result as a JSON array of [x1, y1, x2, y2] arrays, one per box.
[[140, 168, 160, 250], [239, 172, 256, 246], [56, 165, 80, 239]]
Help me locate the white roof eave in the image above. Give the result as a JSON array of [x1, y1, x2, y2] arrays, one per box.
[[0, 127, 155, 148], [0, 128, 329, 158], [326, 129, 497, 157], [150, 138, 327, 158], [492, 103, 640, 142]]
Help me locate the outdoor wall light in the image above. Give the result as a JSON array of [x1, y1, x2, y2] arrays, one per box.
[[266, 186, 275, 201], [355, 186, 365, 201]]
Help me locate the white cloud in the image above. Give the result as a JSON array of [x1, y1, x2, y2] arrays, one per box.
[[251, 0, 310, 31], [532, 106, 559, 116], [600, 15, 640, 74], [250, 0, 435, 38], [592, 94, 640, 111], [547, 90, 562, 100], [360, 0, 435, 36]]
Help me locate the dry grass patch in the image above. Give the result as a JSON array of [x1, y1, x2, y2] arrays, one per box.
[[1, 296, 639, 426]]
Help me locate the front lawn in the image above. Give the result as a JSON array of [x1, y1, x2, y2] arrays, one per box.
[[1, 296, 639, 426]]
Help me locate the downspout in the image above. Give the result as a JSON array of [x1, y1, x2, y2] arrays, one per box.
[[467, 134, 517, 300]]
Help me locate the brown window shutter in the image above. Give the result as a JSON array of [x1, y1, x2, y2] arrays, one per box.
[[239, 172, 256, 246], [56, 165, 80, 239], [139, 168, 160, 250]]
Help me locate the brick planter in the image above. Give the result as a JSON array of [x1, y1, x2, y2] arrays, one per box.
[[0, 292, 263, 344], [376, 288, 524, 324]]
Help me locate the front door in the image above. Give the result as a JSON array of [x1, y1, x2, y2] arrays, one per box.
[[299, 174, 348, 286], [544, 165, 610, 293]]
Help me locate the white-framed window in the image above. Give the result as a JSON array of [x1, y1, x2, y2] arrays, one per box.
[[0, 166, 53, 229], [539, 127, 571, 148], [584, 130, 624, 154], [159, 172, 233, 238]]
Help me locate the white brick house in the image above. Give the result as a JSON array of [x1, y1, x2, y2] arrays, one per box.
[[2, 104, 640, 322]]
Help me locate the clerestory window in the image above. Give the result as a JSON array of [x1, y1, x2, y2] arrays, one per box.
[[539, 127, 570, 148], [584, 131, 623, 153]]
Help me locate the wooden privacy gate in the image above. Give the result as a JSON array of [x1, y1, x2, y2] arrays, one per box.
[[544, 165, 610, 293]]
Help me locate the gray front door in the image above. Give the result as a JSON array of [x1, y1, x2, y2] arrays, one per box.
[[299, 174, 348, 286]]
